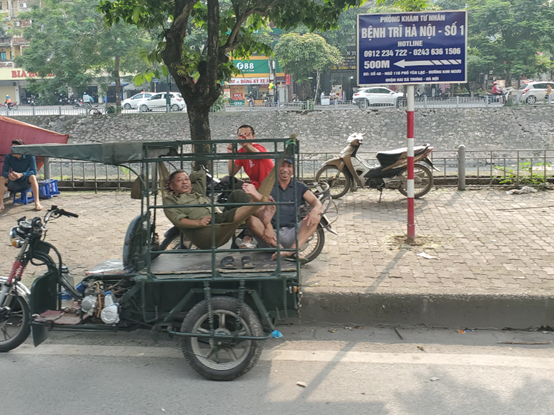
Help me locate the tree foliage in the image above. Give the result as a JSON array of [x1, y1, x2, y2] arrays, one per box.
[[274, 33, 342, 102], [466, 0, 554, 85], [99, 0, 366, 145], [274, 34, 342, 86], [16, 0, 150, 105]]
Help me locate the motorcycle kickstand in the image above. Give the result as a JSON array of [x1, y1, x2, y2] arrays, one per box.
[[378, 189, 383, 203]]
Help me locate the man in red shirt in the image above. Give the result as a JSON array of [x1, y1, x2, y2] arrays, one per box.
[[227, 124, 274, 189], [227, 124, 274, 248]]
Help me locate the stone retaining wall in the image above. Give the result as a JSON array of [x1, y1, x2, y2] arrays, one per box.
[[12, 106, 554, 153]]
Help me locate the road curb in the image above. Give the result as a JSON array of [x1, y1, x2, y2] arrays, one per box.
[[300, 288, 554, 329]]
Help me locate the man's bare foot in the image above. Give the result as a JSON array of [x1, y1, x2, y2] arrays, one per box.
[[260, 204, 276, 225], [35, 204, 43, 211], [271, 251, 304, 261], [0, 204, 4, 212]]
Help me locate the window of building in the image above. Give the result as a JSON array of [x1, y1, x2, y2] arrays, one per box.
[[0, 52, 6, 61]]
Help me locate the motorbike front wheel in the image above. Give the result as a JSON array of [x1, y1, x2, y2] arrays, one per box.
[[398, 164, 433, 198], [0, 294, 31, 352], [315, 165, 351, 199], [181, 296, 263, 381]]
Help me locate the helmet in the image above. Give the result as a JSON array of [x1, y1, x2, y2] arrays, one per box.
[[6, 95, 10, 98], [493, 82, 498, 85]]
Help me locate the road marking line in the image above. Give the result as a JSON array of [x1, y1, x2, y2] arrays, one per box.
[[8, 344, 554, 369]]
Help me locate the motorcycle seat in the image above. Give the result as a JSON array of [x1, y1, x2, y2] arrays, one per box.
[[376, 145, 428, 167]]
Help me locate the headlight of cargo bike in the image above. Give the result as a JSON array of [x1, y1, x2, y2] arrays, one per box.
[[10, 226, 23, 248], [9, 220, 33, 247]]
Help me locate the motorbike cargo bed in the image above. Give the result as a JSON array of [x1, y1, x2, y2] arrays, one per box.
[[148, 251, 297, 279]]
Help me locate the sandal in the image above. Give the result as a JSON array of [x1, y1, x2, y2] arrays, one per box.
[[283, 253, 309, 265], [241, 256, 254, 269], [239, 241, 256, 249], [220, 256, 236, 269]]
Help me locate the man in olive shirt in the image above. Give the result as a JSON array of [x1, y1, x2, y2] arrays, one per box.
[[163, 169, 274, 230]]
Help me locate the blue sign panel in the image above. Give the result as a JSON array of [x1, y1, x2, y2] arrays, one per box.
[[357, 11, 467, 85]]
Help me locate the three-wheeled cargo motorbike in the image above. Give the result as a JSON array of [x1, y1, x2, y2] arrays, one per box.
[[0, 138, 315, 381]]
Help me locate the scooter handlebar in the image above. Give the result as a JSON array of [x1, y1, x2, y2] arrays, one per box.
[[59, 209, 78, 218], [48, 205, 79, 218]]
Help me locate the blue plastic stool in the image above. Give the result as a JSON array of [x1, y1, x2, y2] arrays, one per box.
[[13, 189, 35, 205], [38, 181, 52, 199], [44, 179, 60, 196]]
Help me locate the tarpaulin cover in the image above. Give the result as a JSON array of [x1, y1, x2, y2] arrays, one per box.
[[13, 141, 179, 164], [0, 116, 69, 172]]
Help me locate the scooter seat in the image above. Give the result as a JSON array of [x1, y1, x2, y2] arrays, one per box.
[[376, 145, 428, 167]]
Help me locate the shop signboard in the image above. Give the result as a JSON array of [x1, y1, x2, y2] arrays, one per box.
[[232, 59, 270, 74], [228, 77, 270, 85], [357, 11, 467, 85]]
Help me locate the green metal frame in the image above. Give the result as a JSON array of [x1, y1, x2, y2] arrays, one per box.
[[26, 137, 303, 345]]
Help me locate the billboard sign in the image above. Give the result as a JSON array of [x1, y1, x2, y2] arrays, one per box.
[[357, 11, 467, 85]]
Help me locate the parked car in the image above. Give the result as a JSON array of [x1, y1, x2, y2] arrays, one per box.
[[353, 87, 404, 107], [520, 81, 554, 105], [122, 92, 153, 110], [137, 92, 185, 112]]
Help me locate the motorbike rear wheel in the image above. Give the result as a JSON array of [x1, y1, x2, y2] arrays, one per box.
[[398, 164, 433, 198], [315, 165, 351, 199], [181, 296, 263, 381], [0, 294, 31, 352], [299, 226, 325, 263]]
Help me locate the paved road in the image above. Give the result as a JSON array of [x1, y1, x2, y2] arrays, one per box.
[[0, 97, 514, 117], [2, 325, 553, 415], [2, 187, 554, 326]]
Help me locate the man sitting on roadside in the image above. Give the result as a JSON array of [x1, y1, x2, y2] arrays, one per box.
[[0, 139, 43, 212], [227, 124, 274, 248], [227, 124, 274, 189], [248, 158, 323, 261]]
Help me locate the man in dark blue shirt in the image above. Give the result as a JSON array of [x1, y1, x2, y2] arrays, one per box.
[[249, 158, 323, 261], [1, 139, 42, 211]]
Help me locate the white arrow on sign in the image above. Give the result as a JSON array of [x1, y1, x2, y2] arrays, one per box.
[[395, 59, 462, 68]]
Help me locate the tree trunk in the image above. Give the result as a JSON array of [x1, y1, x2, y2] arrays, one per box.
[[114, 55, 121, 108], [506, 68, 512, 89], [187, 103, 212, 170]]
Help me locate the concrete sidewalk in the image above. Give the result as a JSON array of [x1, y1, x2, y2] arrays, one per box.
[[1, 188, 553, 328]]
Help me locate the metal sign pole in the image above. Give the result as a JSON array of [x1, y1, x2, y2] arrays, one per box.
[[406, 84, 415, 241]]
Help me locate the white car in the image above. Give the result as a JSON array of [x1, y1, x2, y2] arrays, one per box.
[[520, 81, 554, 105], [137, 92, 185, 112], [122, 92, 153, 110], [353, 87, 404, 107]]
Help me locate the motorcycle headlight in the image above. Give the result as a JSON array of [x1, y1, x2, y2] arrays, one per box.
[[9, 227, 23, 248]]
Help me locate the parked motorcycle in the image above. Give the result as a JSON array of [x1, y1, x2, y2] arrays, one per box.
[[160, 172, 336, 263], [315, 133, 435, 200], [73, 100, 92, 109]]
